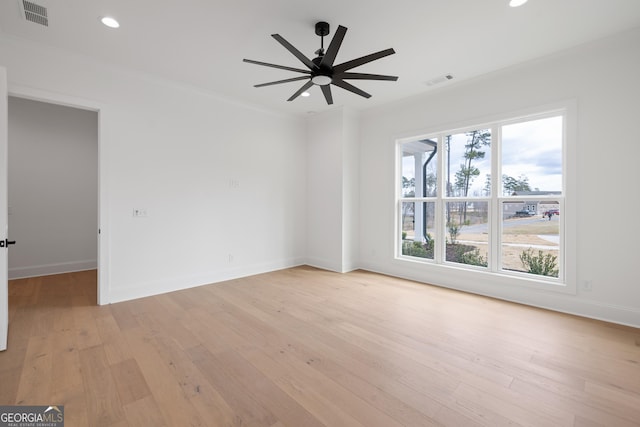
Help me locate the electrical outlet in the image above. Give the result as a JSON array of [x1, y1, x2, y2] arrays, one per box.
[[133, 208, 148, 218], [228, 254, 234, 263], [583, 280, 593, 291]]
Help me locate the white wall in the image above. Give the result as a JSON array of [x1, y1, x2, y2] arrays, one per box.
[[8, 97, 98, 279], [0, 34, 307, 303], [342, 108, 360, 272], [306, 107, 359, 273], [306, 109, 343, 271], [358, 28, 640, 327]]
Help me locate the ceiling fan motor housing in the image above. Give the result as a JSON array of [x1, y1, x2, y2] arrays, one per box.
[[311, 56, 332, 85]]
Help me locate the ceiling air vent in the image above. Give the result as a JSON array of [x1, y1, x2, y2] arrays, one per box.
[[19, 0, 48, 27], [425, 74, 453, 87]]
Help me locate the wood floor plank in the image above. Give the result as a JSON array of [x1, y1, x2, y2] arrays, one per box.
[[2, 267, 639, 427], [134, 295, 202, 350], [51, 328, 83, 396], [510, 378, 640, 427], [0, 366, 22, 404], [188, 344, 280, 427], [182, 305, 252, 354], [584, 380, 640, 418], [239, 344, 419, 427], [72, 300, 103, 350], [95, 314, 133, 365], [122, 395, 169, 427], [531, 350, 640, 394], [248, 320, 444, 426], [453, 382, 574, 427], [147, 331, 240, 427], [14, 334, 54, 405], [78, 345, 127, 427], [211, 349, 324, 427], [52, 384, 90, 427], [573, 415, 606, 427], [432, 404, 485, 427], [122, 326, 208, 427], [108, 301, 140, 332], [209, 286, 447, 423], [110, 358, 152, 405]]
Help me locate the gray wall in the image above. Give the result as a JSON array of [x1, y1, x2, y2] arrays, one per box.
[[8, 97, 98, 278]]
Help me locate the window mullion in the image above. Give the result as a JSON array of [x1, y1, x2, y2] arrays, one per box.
[[490, 125, 501, 272], [435, 134, 444, 263]]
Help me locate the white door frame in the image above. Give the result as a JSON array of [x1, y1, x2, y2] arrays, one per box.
[[7, 84, 109, 306], [1, 67, 8, 351]]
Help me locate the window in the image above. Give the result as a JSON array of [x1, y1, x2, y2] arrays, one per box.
[[398, 111, 568, 287]]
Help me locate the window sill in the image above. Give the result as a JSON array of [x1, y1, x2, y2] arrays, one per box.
[[394, 255, 576, 295]]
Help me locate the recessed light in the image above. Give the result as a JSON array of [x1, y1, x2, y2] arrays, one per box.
[[100, 16, 120, 28], [301, 92, 311, 97], [509, 0, 528, 7]]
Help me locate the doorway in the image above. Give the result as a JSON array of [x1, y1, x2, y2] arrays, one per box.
[[7, 96, 99, 299]]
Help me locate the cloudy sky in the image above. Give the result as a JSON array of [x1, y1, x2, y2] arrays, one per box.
[[501, 115, 563, 193]]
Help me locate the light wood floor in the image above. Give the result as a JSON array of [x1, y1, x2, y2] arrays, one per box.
[[1, 267, 639, 427]]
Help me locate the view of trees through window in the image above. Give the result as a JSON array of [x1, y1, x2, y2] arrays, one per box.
[[399, 114, 564, 281]]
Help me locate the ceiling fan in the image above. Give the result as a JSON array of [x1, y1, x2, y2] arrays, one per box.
[[243, 21, 398, 105]]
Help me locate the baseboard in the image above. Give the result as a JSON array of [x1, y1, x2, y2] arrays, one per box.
[[304, 256, 345, 273], [8, 259, 97, 280], [358, 261, 640, 329], [108, 257, 305, 304], [340, 261, 359, 273], [101, 257, 640, 328]]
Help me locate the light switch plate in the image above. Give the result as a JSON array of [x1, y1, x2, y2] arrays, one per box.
[[133, 208, 148, 217]]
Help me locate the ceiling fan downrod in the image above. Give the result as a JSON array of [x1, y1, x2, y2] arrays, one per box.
[[315, 21, 330, 56]]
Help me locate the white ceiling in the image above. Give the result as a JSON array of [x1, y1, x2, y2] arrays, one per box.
[[1, 0, 639, 116]]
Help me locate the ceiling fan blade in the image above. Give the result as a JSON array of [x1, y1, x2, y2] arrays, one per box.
[[243, 59, 311, 74], [332, 79, 371, 99], [272, 34, 318, 70], [335, 72, 398, 81], [320, 25, 347, 68], [333, 48, 396, 73], [287, 80, 314, 101], [321, 85, 333, 105], [254, 76, 310, 88]]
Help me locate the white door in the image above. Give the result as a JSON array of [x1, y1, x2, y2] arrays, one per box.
[[1, 66, 8, 351]]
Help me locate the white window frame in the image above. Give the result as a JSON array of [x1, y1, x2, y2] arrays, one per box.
[[395, 102, 576, 294]]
